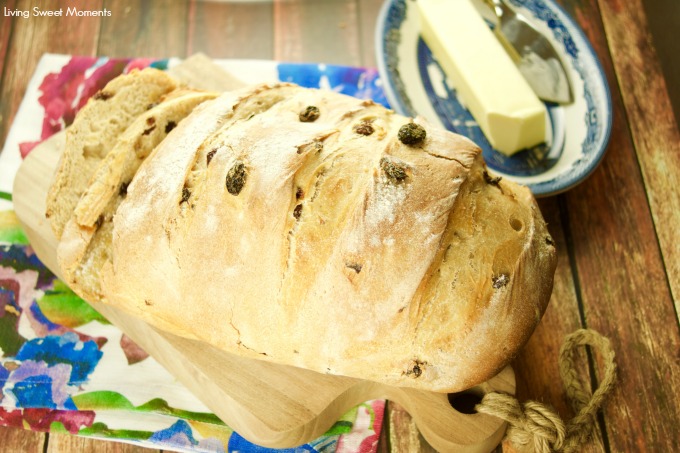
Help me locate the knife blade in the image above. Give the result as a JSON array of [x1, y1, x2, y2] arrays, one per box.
[[484, 0, 573, 104]]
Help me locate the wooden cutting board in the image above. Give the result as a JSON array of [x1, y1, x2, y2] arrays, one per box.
[[11, 55, 515, 452]]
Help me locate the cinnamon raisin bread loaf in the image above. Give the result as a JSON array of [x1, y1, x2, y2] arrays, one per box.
[[49, 80, 557, 393]]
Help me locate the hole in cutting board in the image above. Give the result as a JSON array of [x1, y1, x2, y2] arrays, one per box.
[[448, 390, 483, 414]]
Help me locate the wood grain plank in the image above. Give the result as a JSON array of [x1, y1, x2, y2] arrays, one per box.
[[188, 0, 273, 60], [597, 0, 680, 314], [46, 432, 158, 453], [386, 402, 436, 453], [0, 426, 46, 453], [555, 0, 680, 450], [0, 0, 17, 79], [508, 198, 606, 452], [0, 0, 102, 150], [273, 0, 361, 65], [376, 401, 390, 453], [98, 0, 189, 58], [565, 116, 680, 451], [0, 0, 17, 149], [641, 0, 680, 124]]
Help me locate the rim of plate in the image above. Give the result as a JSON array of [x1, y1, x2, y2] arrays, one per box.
[[374, 0, 613, 197]]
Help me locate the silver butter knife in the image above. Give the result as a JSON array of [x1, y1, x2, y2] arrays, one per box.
[[484, 0, 573, 104]]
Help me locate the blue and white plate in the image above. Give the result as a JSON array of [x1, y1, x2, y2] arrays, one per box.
[[375, 0, 612, 196]]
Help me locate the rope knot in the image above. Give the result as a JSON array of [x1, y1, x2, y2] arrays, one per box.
[[475, 329, 617, 452], [476, 392, 565, 453]]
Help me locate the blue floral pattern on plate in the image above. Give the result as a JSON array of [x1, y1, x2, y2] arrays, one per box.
[[375, 0, 612, 196]]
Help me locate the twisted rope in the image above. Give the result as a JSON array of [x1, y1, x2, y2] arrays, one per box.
[[475, 329, 617, 452]]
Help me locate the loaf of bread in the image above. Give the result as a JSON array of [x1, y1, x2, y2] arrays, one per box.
[[48, 71, 557, 393]]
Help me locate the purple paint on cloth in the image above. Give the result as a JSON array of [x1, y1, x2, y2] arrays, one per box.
[[7, 360, 73, 408]]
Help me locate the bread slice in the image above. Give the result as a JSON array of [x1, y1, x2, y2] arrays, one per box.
[[93, 83, 556, 392], [57, 90, 219, 302], [46, 68, 178, 240]]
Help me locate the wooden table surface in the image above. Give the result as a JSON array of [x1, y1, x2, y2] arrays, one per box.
[[0, 0, 678, 452]]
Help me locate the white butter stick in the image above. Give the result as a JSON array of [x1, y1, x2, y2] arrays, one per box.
[[417, 0, 547, 155]]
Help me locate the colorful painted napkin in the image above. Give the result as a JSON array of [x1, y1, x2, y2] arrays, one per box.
[[0, 54, 387, 452]]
